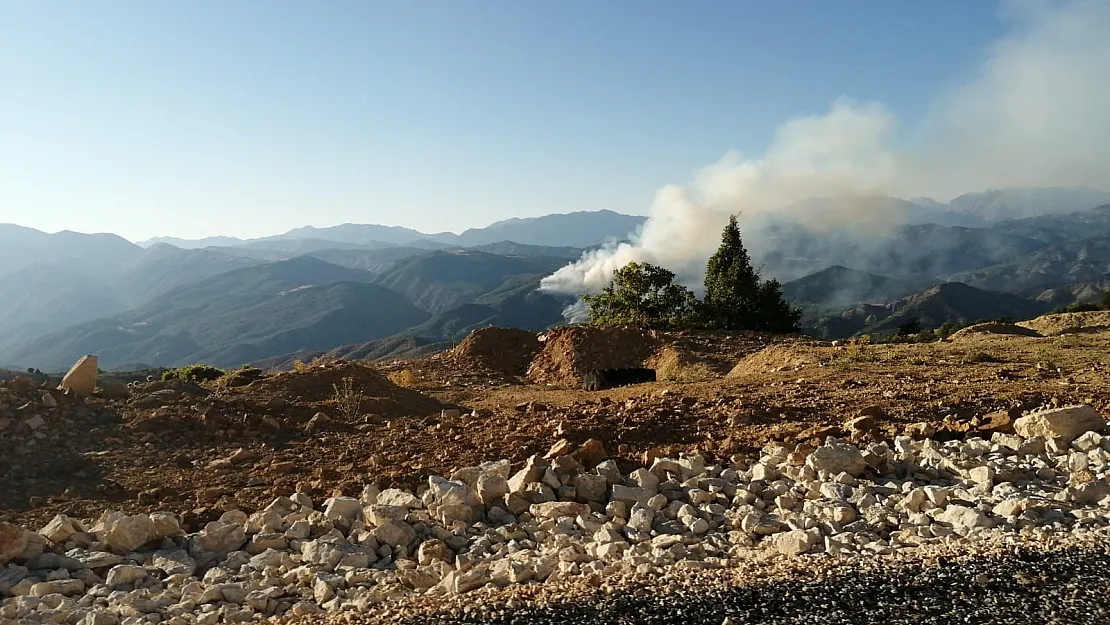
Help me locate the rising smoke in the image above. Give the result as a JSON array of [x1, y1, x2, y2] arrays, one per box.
[[540, 0, 1110, 307]]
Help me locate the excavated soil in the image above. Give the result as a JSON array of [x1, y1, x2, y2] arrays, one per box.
[[948, 322, 1043, 339], [4, 325, 1110, 537], [1018, 311, 1110, 336], [727, 339, 832, 377], [526, 325, 660, 387], [525, 326, 772, 387], [445, 327, 541, 378]]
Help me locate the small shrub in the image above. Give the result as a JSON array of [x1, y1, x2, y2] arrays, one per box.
[[960, 350, 1004, 364], [162, 364, 226, 382], [1063, 302, 1102, 313], [224, 364, 265, 387], [387, 369, 416, 388], [331, 376, 363, 419]]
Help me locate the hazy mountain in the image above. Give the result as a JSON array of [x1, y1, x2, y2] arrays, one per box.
[[466, 241, 586, 260], [766, 196, 980, 230], [452, 210, 645, 247], [1026, 273, 1110, 308], [262, 223, 440, 246], [752, 221, 1048, 283], [946, 187, 1110, 223], [374, 250, 569, 315], [806, 282, 1054, 339], [0, 224, 143, 279], [0, 264, 127, 354], [138, 235, 246, 249], [402, 275, 572, 342], [132, 210, 646, 251], [115, 244, 265, 305], [947, 236, 1110, 294], [6, 257, 426, 370], [782, 266, 926, 314], [306, 247, 433, 275], [993, 203, 1110, 245]]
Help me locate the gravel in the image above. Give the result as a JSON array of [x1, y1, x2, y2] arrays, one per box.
[[406, 544, 1110, 625]]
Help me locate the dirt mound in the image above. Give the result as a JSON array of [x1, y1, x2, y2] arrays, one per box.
[[727, 340, 830, 377], [448, 327, 540, 377], [649, 347, 715, 382], [948, 322, 1042, 340], [239, 360, 445, 419], [527, 326, 660, 387], [1018, 311, 1110, 336]]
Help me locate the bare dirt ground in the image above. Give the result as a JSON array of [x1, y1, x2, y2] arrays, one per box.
[[3, 317, 1109, 535]]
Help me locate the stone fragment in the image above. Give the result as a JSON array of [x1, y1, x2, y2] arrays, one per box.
[[152, 549, 196, 576], [770, 529, 819, 555], [366, 504, 409, 526], [572, 439, 608, 467], [905, 422, 937, 438], [95, 513, 156, 554], [806, 438, 867, 476], [39, 515, 81, 544], [1014, 405, 1106, 444], [373, 521, 416, 548], [417, 539, 451, 565], [476, 474, 510, 504], [190, 520, 246, 555], [544, 438, 573, 460], [105, 564, 147, 589], [427, 476, 478, 507], [66, 549, 122, 569], [305, 411, 331, 433], [937, 505, 994, 531], [377, 489, 422, 508], [323, 497, 364, 525], [60, 355, 98, 395], [573, 474, 608, 503], [29, 579, 84, 597], [228, 448, 257, 465], [507, 456, 549, 493], [1072, 431, 1103, 452], [149, 512, 184, 538], [529, 502, 589, 520]]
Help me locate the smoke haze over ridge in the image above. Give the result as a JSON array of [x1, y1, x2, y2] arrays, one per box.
[[540, 0, 1110, 298]]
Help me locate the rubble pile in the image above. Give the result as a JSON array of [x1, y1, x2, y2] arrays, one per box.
[[2, 404, 1107, 624]]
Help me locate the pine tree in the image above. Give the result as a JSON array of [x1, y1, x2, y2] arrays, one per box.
[[701, 214, 801, 332]]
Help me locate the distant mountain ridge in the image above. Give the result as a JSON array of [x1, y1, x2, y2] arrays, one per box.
[[136, 210, 647, 249]]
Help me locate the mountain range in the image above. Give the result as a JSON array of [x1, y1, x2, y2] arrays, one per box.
[[4, 187, 1110, 371]]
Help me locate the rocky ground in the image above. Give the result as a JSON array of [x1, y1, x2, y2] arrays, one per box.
[[1, 319, 1109, 623]]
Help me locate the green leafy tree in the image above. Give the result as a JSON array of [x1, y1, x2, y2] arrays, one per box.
[[583, 261, 697, 328], [898, 319, 923, 336], [701, 214, 802, 332], [1101, 291, 1110, 310]]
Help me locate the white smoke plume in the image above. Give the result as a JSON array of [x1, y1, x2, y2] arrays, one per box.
[[540, 0, 1110, 301]]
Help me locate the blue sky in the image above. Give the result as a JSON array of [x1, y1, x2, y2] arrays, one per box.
[[0, 1, 1007, 241]]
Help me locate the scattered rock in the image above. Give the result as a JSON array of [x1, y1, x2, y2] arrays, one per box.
[[1014, 405, 1106, 444], [806, 438, 867, 476], [59, 355, 98, 395]]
